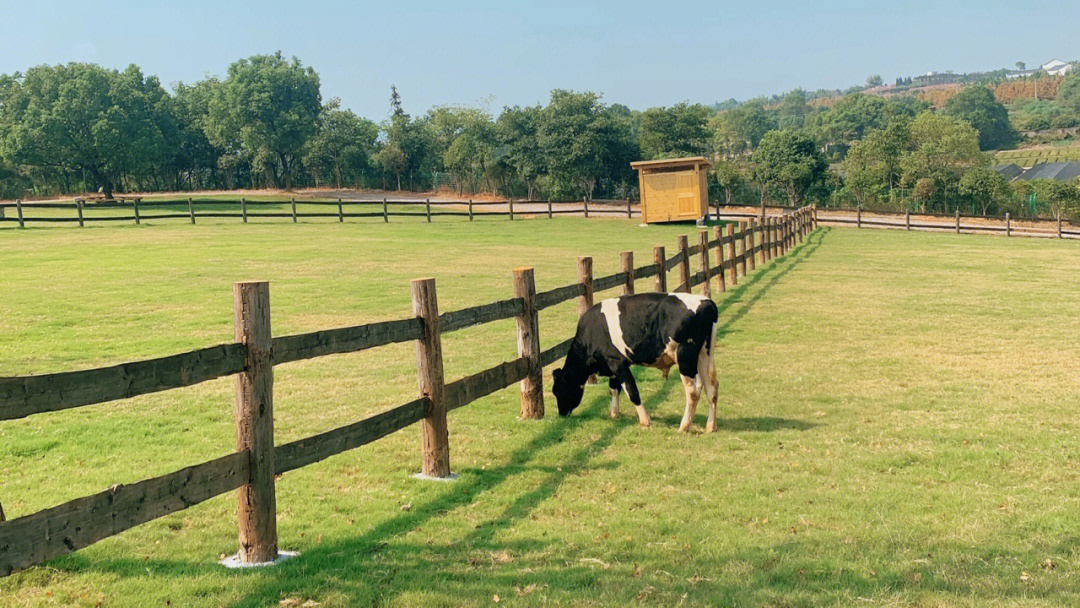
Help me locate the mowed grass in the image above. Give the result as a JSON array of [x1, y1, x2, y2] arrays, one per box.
[[1, 218, 1080, 607]]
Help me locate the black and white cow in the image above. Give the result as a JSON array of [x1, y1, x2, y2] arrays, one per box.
[[552, 293, 720, 432]]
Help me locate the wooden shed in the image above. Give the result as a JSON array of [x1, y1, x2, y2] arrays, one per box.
[[631, 156, 713, 224]]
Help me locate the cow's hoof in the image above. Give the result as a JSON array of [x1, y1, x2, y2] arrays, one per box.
[[678, 423, 692, 433], [639, 420, 652, 429], [704, 422, 717, 433]]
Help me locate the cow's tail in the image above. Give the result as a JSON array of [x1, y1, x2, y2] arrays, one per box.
[[701, 299, 719, 362]]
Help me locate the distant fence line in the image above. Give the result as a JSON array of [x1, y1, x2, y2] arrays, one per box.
[[0, 207, 816, 576], [0, 197, 640, 228], [714, 205, 1080, 240]]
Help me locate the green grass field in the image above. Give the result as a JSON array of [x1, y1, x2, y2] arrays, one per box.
[[2, 218, 1080, 607]]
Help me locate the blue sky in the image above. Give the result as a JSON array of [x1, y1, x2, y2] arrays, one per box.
[[1, 1, 1076, 120]]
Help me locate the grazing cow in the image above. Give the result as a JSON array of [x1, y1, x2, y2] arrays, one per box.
[[552, 293, 719, 432]]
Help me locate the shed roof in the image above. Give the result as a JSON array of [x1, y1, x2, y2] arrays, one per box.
[[630, 156, 713, 170]]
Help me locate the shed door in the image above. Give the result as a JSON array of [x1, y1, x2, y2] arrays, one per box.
[[675, 172, 696, 216]]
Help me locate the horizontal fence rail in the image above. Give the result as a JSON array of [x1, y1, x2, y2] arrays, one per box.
[[713, 204, 1079, 239], [0, 205, 817, 576], [0, 197, 644, 228]]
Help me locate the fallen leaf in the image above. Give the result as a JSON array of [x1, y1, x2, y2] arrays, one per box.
[[514, 584, 538, 597], [492, 594, 500, 603], [637, 586, 655, 601], [490, 550, 512, 564], [302, 602, 321, 608], [1043, 559, 1056, 571], [279, 600, 302, 608], [401, 503, 412, 512], [1020, 571, 1031, 582]]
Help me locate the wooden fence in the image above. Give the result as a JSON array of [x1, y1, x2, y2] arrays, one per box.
[[713, 204, 1080, 239], [0, 197, 641, 228], [0, 207, 816, 576]]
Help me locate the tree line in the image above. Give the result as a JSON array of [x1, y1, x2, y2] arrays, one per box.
[[1, 53, 1078, 220]]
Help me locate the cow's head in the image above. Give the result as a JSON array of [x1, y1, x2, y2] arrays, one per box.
[[551, 367, 585, 416]]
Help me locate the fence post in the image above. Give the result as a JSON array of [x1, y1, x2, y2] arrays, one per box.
[[468, 199, 474, 222], [241, 198, 248, 224], [812, 204, 818, 229], [621, 251, 634, 295], [232, 281, 278, 564], [955, 209, 960, 234], [513, 268, 543, 420], [16, 198, 24, 228], [188, 198, 196, 225], [747, 218, 757, 271], [547, 198, 553, 219], [738, 221, 748, 277], [1058, 217, 1063, 239], [337, 198, 344, 223], [133, 198, 141, 225], [905, 210, 911, 231], [857, 207, 862, 229], [583, 199, 589, 219], [653, 245, 667, 292], [627, 198, 632, 219], [411, 278, 450, 478], [383, 198, 389, 223], [290, 197, 297, 223], [76, 199, 85, 227], [509, 199, 514, 221], [578, 257, 594, 314], [1006, 212, 1011, 237], [726, 224, 738, 286], [768, 218, 777, 258], [578, 256, 597, 385], [677, 234, 690, 293], [713, 226, 726, 293], [426, 198, 431, 223], [698, 231, 711, 297], [0, 204, 4, 221]]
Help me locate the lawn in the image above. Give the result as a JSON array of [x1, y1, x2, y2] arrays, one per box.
[[2, 218, 1080, 607]]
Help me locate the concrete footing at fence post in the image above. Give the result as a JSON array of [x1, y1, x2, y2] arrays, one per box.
[[411, 277, 451, 479]]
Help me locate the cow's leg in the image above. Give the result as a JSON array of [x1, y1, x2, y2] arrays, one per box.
[[676, 343, 703, 432], [608, 377, 621, 418], [679, 373, 700, 432], [699, 346, 718, 433], [611, 359, 649, 427]]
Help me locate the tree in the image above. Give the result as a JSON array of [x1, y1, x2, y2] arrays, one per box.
[[207, 53, 321, 190], [1030, 179, 1080, 220], [776, 89, 810, 130], [712, 160, 746, 206], [1016, 61, 1026, 71], [303, 100, 378, 188], [866, 74, 883, 88], [710, 100, 775, 157], [1056, 72, 1080, 113], [496, 105, 545, 199], [538, 89, 637, 201], [958, 166, 1009, 215], [841, 117, 912, 207], [375, 144, 407, 190], [900, 113, 985, 211], [753, 129, 827, 206], [638, 102, 710, 159], [172, 79, 223, 190], [815, 93, 891, 156], [382, 86, 433, 190], [0, 63, 172, 198], [942, 85, 1018, 150], [428, 106, 496, 193]]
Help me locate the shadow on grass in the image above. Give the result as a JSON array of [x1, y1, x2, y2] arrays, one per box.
[[50, 378, 679, 606], [715, 228, 830, 338]]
